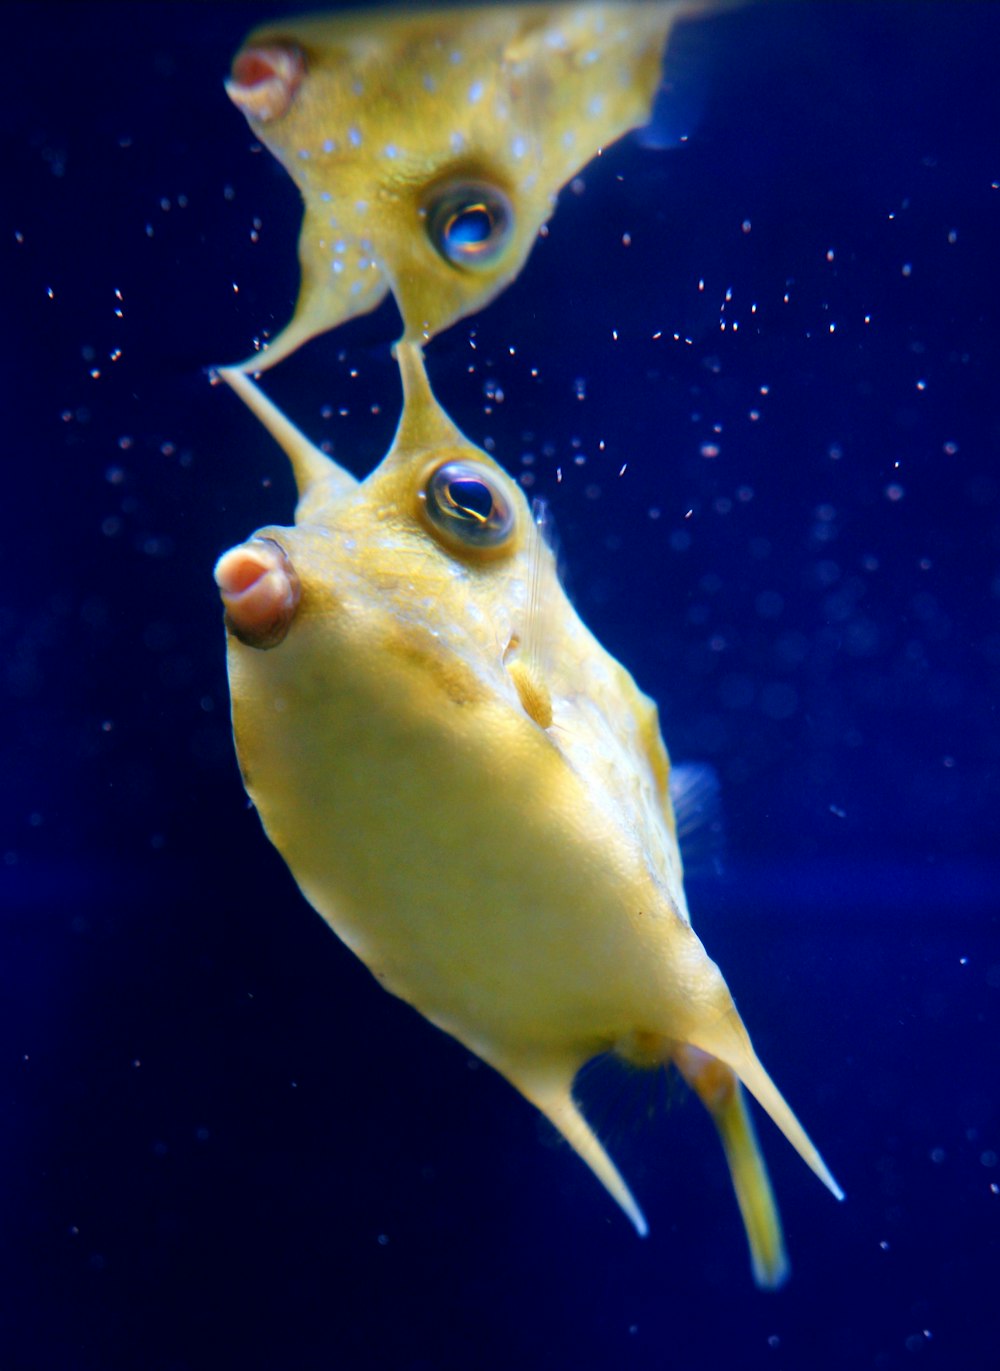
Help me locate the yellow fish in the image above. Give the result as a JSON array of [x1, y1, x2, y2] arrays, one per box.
[[225, 1, 718, 368], [214, 345, 843, 1287]]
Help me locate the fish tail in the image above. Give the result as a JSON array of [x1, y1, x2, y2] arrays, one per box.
[[674, 1045, 789, 1288]]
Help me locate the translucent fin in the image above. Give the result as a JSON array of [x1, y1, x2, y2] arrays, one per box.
[[635, 75, 705, 151], [670, 762, 724, 877], [216, 367, 357, 505], [504, 1058, 648, 1237], [674, 1045, 789, 1289], [686, 1007, 845, 1203], [523, 501, 554, 675]]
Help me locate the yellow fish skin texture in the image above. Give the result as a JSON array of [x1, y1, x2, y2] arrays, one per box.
[[214, 346, 842, 1286], [225, 2, 715, 368]]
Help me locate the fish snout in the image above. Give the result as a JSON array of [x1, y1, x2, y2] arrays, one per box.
[[215, 537, 301, 650]]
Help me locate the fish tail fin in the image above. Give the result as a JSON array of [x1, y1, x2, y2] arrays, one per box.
[[502, 1056, 648, 1237], [674, 1045, 788, 1288], [686, 1006, 844, 1203]]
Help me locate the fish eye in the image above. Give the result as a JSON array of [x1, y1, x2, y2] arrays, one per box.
[[420, 460, 516, 554], [424, 181, 514, 270]]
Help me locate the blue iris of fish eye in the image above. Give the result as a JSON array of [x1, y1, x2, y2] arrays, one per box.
[[423, 461, 515, 548], [425, 181, 514, 268]]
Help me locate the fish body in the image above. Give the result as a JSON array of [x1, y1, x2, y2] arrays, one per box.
[[215, 346, 842, 1284], [225, 2, 717, 366]]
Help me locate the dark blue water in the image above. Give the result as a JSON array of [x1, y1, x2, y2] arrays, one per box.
[[4, 3, 998, 1368]]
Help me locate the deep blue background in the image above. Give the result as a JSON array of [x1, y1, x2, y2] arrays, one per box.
[[3, 3, 998, 1368]]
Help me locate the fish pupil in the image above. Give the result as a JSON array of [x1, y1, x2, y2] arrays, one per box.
[[444, 475, 495, 524], [446, 204, 494, 250], [425, 180, 513, 268]]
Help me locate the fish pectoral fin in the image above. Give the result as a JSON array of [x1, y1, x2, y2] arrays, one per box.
[[686, 1006, 845, 1204], [674, 1045, 788, 1289], [499, 1054, 648, 1238]]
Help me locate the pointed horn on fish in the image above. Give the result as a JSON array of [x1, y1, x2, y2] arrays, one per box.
[[390, 341, 473, 456], [215, 366, 357, 503], [683, 1006, 844, 1203], [496, 1052, 648, 1238]]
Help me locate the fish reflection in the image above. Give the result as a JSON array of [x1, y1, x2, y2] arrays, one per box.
[[226, 2, 718, 368]]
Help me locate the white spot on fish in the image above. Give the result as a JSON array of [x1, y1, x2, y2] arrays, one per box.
[[588, 95, 604, 118], [468, 79, 484, 105], [384, 144, 399, 159], [450, 131, 465, 154], [348, 125, 362, 149], [511, 136, 527, 160]]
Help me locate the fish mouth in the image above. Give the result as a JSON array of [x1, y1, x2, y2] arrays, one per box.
[[215, 537, 301, 650]]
